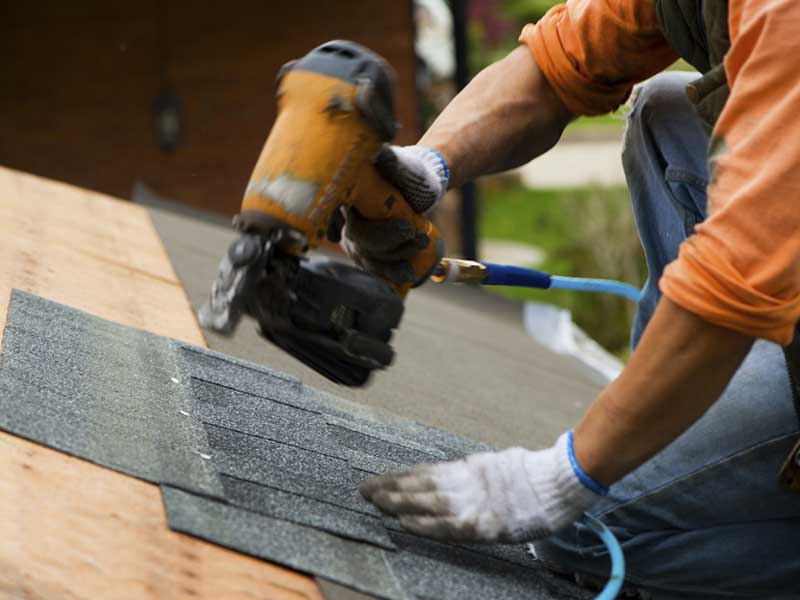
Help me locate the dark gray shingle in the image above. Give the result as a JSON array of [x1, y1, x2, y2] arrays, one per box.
[[0, 290, 221, 499], [0, 290, 590, 600], [162, 486, 409, 599]]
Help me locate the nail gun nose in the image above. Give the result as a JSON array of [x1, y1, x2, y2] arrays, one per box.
[[229, 236, 262, 267]]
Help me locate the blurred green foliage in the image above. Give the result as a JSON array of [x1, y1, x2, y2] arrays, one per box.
[[468, 0, 561, 72], [478, 177, 646, 356], [501, 0, 561, 21]]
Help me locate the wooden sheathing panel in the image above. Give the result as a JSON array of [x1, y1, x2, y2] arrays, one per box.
[[0, 166, 323, 600], [0, 437, 323, 600], [0, 167, 204, 347]]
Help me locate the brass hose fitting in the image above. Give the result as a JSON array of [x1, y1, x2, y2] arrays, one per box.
[[430, 258, 488, 284]]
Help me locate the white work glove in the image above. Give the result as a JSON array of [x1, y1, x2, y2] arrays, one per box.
[[359, 432, 605, 543], [335, 145, 449, 285], [373, 144, 450, 213]]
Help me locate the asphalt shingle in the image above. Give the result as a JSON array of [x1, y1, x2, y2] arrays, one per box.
[[0, 290, 590, 600], [0, 290, 221, 499], [162, 486, 408, 599], [220, 475, 395, 549]]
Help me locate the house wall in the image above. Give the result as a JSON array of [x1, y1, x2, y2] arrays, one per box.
[[0, 1, 419, 215]]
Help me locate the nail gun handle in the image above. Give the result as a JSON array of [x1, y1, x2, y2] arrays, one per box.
[[350, 162, 444, 297]]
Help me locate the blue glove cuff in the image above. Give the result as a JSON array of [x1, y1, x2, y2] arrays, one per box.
[[427, 148, 450, 183], [566, 430, 609, 496]]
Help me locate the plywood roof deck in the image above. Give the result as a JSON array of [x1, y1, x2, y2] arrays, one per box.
[[0, 165, 323, 600]]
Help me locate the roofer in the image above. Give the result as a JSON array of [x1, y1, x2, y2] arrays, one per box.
[[352, 2, 800, 597]]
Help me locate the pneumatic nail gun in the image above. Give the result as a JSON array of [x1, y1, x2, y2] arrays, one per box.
[[199, 41, 443, 387]]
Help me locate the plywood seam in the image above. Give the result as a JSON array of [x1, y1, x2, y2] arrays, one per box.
[[67, 246, 183, 286]]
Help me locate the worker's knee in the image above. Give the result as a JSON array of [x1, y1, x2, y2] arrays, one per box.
[[632, 71, 696, 116], [623, 72, 698, 167], [627, 71, 697, 135]]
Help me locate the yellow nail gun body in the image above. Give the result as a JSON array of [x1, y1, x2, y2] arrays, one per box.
[[200, 41, 443, 386]]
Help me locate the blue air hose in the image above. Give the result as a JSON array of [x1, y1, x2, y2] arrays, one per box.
[[481, 262, 553, 288], [430, 259, 641, 302], [582, 513, 626, 599], [550, 276, 641, 303], [481, 262, 641, 302]]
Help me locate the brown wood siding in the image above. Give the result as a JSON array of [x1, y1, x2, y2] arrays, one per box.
[[0, 1, 418, 215]]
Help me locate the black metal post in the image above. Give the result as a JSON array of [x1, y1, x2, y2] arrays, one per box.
[[451, 0, 478, 260]]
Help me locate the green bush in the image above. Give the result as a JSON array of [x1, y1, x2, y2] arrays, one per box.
[[478, 178, 646, 356]]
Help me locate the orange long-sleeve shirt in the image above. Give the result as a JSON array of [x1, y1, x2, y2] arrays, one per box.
[[520, 0, 800, 345]]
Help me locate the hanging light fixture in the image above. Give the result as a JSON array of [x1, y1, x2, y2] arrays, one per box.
[[153, 87, 182, 153], [152, 1, 181, 153]]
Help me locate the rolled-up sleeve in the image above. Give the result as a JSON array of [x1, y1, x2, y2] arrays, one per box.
[[519, 0, 677, 116], [660, 0, 800, 345]]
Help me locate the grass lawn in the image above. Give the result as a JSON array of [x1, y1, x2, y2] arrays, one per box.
[[478, 178, 645, 356]]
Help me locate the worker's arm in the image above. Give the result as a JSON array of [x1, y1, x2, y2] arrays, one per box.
[[360, 297, 752, 543], [419, 0, 678, 188], [417, 46, 573, 189], [344, 0, 676, 273], [361, 0, 800, 544], [574, 297, 752, 486], [612, 0, 800, 479], [339, 48, 571, 286]]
